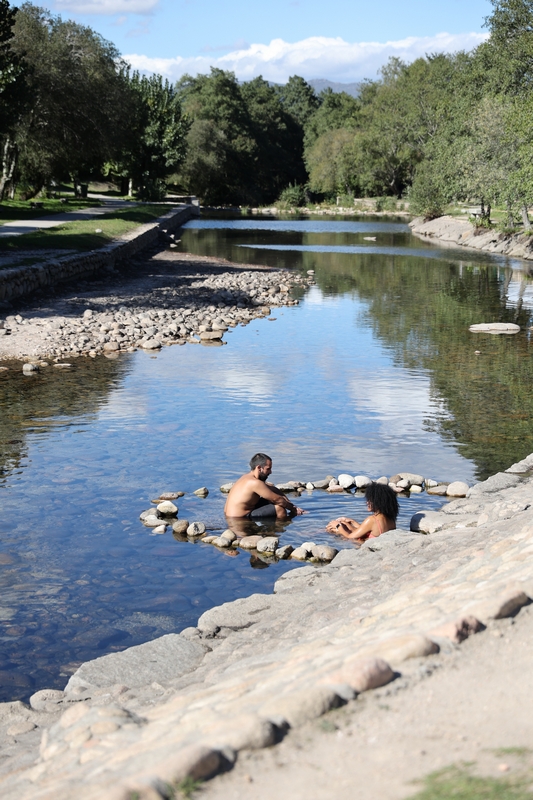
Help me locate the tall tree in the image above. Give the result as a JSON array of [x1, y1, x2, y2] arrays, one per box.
[[111, 72, 189, 200], [7, 3, 133, 196]]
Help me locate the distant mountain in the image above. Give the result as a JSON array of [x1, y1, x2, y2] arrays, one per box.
[[308, 79, 360, 97]]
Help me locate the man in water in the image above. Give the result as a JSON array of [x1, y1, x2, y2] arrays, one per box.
[[224, 453, 306, 520]]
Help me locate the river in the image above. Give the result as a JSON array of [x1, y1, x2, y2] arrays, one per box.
[[0, 213, 532, 701]]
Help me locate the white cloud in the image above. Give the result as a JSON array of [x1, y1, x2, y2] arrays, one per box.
[[54, 0, 158, 15], [124, 31, 488, 84]]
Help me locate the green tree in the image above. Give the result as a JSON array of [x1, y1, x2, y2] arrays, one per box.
[[240, 76, 306, 200], [176, 68, 256, 205], [113, 72, 189, 200], [305, 128, 356, 196], [6, 2, 133, 197], [274, 75, 319, 128]]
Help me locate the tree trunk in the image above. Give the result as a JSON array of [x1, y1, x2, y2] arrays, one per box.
[[128, 177, 133, 197], [521, 204, 531, 231], [0, 138, 17, 200], [506, 201, 514, 229]]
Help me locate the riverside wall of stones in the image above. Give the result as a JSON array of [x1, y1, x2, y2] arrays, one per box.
[[0, 456, 532, 798], [0, 205, 198, 306], [410, 215, 533, 264]]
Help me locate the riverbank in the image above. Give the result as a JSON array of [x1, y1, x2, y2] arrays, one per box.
[[410, 215, 533, 265], [0, 459, 532, 798], [0, 246, 310, 363]]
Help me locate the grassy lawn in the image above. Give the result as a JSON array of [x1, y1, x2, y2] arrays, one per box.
[[0, 204, 179, 266], [0, 198, 104, 224]]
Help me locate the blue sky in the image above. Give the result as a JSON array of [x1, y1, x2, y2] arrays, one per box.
[[12, 0, 493, 83]]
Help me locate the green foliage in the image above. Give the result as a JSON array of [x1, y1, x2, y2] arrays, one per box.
[[274, 75, 319, 128], [408, 162, 448, 219], [0, 1, 25, 139], [277, 182, 307, 207], [176, 68, 305, 205], [408, 764, 533, 800], [4, 2, 133, 197], [120, 72, 189, 200]]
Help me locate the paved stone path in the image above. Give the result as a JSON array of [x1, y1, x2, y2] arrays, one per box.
[[0, 464, 531, 798]]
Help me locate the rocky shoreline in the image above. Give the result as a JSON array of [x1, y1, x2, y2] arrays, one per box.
[[0, 248, 313, 364], [0, 455, 532, 798], [410, 215, 533, 264]]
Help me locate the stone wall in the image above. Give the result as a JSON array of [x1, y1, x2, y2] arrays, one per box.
[[0, 205, 198, 305]]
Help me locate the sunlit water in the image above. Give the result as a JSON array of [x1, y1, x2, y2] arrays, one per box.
[[1, 214, 533, 700]]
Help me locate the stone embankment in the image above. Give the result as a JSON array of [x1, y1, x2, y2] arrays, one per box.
[[410, 215, 533, 263], [0, 205, 197, 307], [0, 457, 532, 798]]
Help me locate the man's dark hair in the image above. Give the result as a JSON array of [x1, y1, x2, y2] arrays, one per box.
[[365, 482, 399, 521], [250, 453, 271, 470]]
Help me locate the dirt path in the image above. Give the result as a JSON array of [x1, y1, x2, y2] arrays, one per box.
[[202, 604, 533, 800]]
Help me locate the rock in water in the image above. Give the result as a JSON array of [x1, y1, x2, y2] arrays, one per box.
[[238, 535, 263, 550], [220, 483, 235, 493], [172, 520, 189, 535], [338, 474, 355, 489], [311, 545, 338, 562], [469, 322, 520, 334], [256, 537, 279, 555], [157, 501, 178, 516], [446, 481, 469, 497], [193, 487, 209, 497], [187, 522, 206, 537]]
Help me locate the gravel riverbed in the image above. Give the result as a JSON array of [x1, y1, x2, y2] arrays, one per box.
[[0, 246, 310, 364]]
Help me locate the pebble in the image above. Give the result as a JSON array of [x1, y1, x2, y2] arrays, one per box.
[[427, 484, 449, 495], [446, 481, 470, 497], [172, 519, 189, 534], [22, 363, 39, 374], [156, 501, 178, 516], [237, 535, 263, 550], [256, 537, 279, 555], [187, 522, 206, 537]]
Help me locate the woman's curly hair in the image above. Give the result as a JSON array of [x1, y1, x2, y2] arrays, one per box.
[[365, 482, 399, 521]]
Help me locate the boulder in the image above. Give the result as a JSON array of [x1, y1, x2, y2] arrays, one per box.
[[200, 330, 223, 340], [220, 483, 235, 493], [337, 474, 355, 489], [310, 545, 338, 562], [187, 522, 206, 537], [354, 475, 373, 489], [469, 322, 520, 334], [238, 535, 263, 550], [157, 501, 178, 516], [65, 634, 206, 690], [467, 473, 520, 495], [426, 484, 449, 495], [172, 520, 189, 535], [446, 481, 469, 497], [256, 537, 279, 555]]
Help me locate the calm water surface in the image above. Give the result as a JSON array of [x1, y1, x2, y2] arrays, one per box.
[[1, 214, 533, 700]]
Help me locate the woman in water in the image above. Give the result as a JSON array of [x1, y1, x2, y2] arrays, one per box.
[[326, 482, 399, 541]]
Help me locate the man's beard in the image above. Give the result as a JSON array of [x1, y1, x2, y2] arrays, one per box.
[[258, 471, 268, 481]]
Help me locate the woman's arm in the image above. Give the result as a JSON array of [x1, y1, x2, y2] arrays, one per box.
[[326, 517, 360, 536]]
